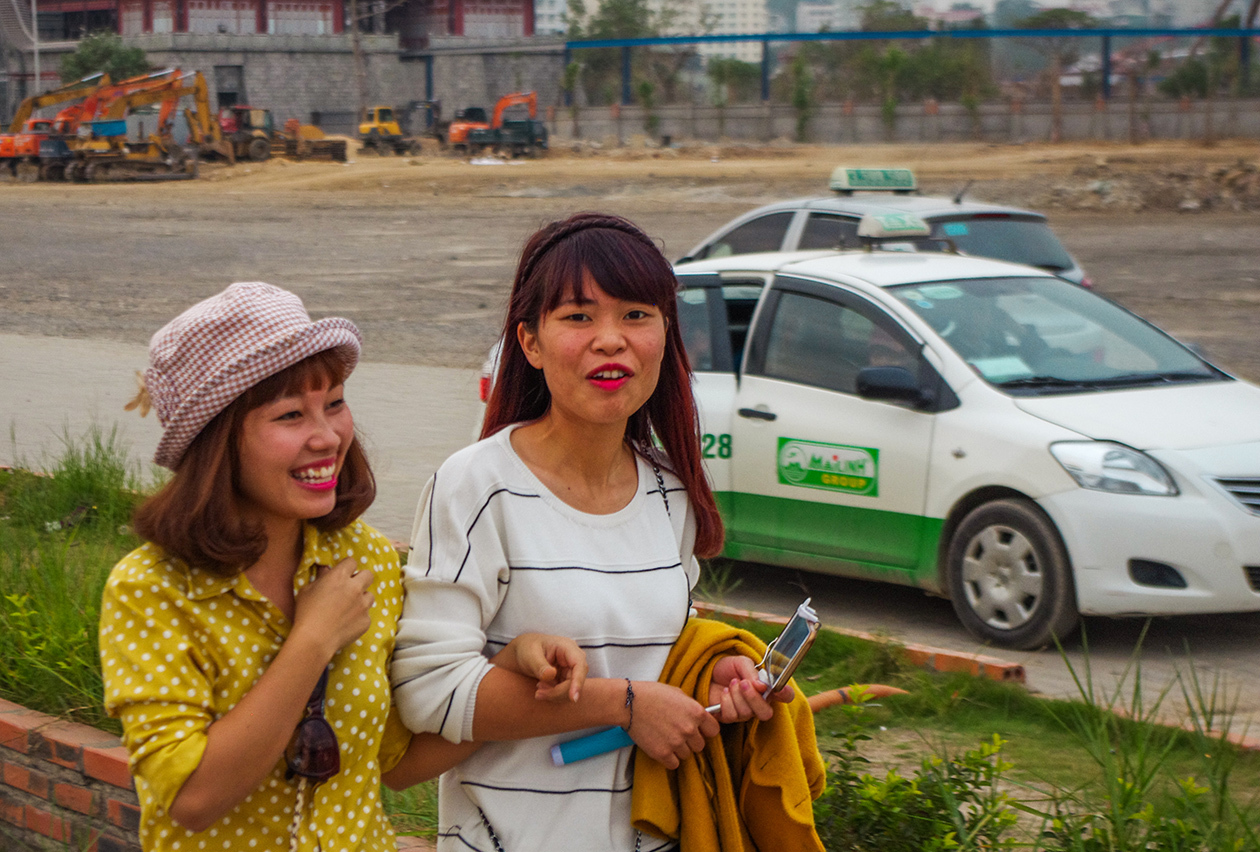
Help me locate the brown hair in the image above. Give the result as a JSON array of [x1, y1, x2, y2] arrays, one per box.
[[482, 212, 724, 557], [133, 350, 375, 575]]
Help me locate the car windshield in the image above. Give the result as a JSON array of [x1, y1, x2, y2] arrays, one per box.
[[930, 217, 1076, 273], [889, 276, 1224, 395]]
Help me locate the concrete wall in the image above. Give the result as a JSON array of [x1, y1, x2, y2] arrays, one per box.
[[411, 34, 564, 119], [126, 32, 428, 130], [550, 98, 1260, 145]]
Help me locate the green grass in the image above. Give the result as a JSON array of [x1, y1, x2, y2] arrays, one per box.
[[0, 426, 144, 735], [715, 612, 1260, 850]]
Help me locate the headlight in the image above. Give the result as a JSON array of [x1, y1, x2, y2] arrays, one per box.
[[1049, 442, 1179, 496]]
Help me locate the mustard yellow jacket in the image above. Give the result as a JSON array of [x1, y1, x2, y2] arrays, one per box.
[[631, 617, 827, 852]]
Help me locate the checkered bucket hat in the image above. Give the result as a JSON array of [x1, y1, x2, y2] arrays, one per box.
[[136, 282, 362, 469]]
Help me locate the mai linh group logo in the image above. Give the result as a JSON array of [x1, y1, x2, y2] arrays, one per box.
[[777, 438, 879, 496]]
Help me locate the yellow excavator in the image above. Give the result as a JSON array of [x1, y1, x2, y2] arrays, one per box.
[[52, 71, 233, 181], [4, 71, 111, 133]]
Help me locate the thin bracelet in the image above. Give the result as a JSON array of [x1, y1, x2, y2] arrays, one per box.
[[624, 678, 635, 732]]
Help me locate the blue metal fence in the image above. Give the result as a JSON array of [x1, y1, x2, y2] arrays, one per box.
[[564, 26, 1260, 105]]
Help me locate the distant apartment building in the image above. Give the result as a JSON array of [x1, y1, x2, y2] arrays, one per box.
[[534, 0, 565, 34], [794, 0, 860, 33], [691, 0, 767, 62]]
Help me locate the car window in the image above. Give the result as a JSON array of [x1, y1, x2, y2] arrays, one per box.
[[931, 217, 1075, 273], [697, 212, 794, 259], [677, 288, 716, 372], [890, 276, 1222, 392], [758, 291, 918, 393], [798, 213, 860, 250]]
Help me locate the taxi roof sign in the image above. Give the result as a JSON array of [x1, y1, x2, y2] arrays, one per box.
[[857, 212, 931, 239], [830, 167, 918, 194]]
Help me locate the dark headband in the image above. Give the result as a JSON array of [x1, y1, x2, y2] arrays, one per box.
[[517, 213, 661, 287]]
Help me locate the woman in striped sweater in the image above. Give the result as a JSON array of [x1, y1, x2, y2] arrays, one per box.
[[390, 213, 782, 852]]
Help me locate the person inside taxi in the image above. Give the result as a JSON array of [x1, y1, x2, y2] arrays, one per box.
[[100, 282, 586, 852]]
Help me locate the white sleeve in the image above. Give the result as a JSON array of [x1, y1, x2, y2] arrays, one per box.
[[680, 493, 700, 593], [391, 466, 506, 743]]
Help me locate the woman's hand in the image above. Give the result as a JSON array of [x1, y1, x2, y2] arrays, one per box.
[[492, 633, 589, 703], [625, 681, 719, 770], [706, 653, 794, 725], [291, 558, 374, 661]]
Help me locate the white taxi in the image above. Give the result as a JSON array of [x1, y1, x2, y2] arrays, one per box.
[[675, 224, 1260, 649]]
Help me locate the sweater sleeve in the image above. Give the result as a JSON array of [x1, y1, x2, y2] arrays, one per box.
[[391, 463, 506, 743]]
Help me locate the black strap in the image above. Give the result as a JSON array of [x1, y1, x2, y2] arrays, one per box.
[[650, 459, 671, 518]]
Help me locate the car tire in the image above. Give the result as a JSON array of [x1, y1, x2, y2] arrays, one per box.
[[248, 137, 270, 162], [946, 498, 1079, 650]]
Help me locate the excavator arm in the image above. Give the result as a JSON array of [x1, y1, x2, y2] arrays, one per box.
[[7, 72, 110, 133], [181, 73, 234, 163], [490, 91, 538, 128]]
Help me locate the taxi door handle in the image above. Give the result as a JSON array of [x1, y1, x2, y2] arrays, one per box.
[[738, 407, 777, 421]]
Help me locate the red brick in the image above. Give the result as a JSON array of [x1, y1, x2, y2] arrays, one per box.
[[933, 653, 981, 676], [42, 717, 123, 751], [99, 834, 143, 852], [54, 781, 97, 814], [107, 798, 141, 832], [2, 761, 50, 798], [0, 788, 25, 827], [0, 714, 31, 754], [901, 647, 935, 669], [83, 745, 134, 790], [983, 662, 1026, 683], [25, 802, 71, 839]]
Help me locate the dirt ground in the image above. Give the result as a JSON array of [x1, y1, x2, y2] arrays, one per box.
[[3, 138, 1260, 381]]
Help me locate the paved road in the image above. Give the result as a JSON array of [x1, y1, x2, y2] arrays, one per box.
[[6, 331, 1259, 732]]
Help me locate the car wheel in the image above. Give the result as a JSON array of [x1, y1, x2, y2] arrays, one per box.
[[946, 498, 1079, 650]]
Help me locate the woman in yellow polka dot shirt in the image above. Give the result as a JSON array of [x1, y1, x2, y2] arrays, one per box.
[[100, 284, 586, 852]]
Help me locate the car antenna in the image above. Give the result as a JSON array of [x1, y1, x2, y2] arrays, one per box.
[[953, 180, 974, 205]]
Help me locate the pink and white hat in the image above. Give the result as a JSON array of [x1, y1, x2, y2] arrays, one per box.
[[143, 282, 362, 469]]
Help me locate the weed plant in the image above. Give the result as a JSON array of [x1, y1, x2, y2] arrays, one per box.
[[0, 427, 142, 734]]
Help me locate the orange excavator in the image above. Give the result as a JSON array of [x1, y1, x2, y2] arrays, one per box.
[[463, 91, 546, 157], [1, 72, 110, 180]]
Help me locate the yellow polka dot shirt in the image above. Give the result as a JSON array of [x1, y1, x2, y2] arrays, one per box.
[[99, 520, 413, 852]]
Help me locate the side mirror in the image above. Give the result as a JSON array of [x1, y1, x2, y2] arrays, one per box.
[[856, 366, 929, 407]]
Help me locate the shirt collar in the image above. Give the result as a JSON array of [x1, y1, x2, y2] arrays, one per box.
[[183, 524, 337, 601]]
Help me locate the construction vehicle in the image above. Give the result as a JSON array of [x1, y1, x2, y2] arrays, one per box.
[[358, 105, 416, 155], [4, 71, 110, 134], [217, 106, 346, 162], [464, 91, 547, 157], [6, 69, 194, 181], [1, 72, 110, 179], [446, 105, 489, 151], [39, 71, 230, 181], [398, 100, 446, 145]]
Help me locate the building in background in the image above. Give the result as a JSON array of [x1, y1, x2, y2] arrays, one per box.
[[794, 0, 860, 33], [534, 0, 564, 34]]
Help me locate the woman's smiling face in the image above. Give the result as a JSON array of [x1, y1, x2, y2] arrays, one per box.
[[235, 379, 355, 531], [517, 275, 667, 429]]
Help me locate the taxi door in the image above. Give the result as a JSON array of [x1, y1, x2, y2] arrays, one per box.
[[675, 272, 760, 504], [727, 276, 939, 575]]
